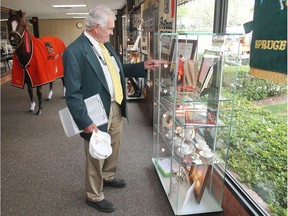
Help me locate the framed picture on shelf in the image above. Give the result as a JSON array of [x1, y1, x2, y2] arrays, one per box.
[[188, 164, 212, 204], [169, 39, 198, 85], [184, 109, 216, 126], [170, 39, 197, 61]]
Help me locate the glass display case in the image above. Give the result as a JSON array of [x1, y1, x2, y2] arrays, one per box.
[[152, 32, 241, 215], [122, 14, 145, 99]]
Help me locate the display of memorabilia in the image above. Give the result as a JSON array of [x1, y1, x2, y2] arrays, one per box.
[[152, 32, 240, 215]]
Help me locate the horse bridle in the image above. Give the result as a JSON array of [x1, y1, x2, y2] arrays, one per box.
[[8, 15, 27, 49]]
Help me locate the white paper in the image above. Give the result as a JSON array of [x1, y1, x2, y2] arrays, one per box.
[[59, 94, 108, 137], [182, 181, 196, 209], [157, 157, 179, 175]]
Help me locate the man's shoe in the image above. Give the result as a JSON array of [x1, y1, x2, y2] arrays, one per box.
[[103, 178, 126, 188], [86, 199, 116, 212]]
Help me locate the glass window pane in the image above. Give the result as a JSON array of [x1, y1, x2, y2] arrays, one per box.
[[177, 0, 215, 32], [226, 0, 254, 33], [226, 1, 287, 215], [176, 1, 287, 215]]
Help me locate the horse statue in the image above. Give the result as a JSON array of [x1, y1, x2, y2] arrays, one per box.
[[7, 9, 65, 115]]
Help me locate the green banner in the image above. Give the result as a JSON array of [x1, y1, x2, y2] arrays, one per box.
[[249, 0, 287, 75]]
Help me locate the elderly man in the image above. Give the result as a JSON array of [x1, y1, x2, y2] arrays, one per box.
[[63, 5, 161, 213]]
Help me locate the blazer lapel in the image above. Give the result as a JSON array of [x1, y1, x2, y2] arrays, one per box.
[[81, 35, 110, 93]]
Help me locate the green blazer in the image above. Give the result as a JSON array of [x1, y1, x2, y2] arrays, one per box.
[[63, 33, 146, 140]]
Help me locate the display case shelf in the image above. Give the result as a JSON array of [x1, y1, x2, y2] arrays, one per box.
[[152, 32, 241, 215]]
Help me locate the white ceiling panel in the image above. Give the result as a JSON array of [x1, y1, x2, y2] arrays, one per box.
[[1, 0, 126, 19]]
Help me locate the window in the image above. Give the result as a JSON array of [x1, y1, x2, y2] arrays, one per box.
[[177, 1, 287, 215], [226, 1, 287, 215], [226, 0, 254, 33], [177, 0, 215, 33]]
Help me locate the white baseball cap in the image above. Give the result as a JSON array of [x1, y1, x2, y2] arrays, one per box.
[[89, 130, 112, 160]]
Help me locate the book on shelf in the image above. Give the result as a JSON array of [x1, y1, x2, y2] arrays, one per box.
[[175, 60, 217, 94], [186, 60, 198, 87], [199, 62, 217, 93], [184, 109, 216, 126]]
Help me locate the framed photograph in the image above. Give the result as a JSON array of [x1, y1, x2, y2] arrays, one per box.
[[188, 164, 212, 204], [169, 39, 198, 84], [159, 36, 173, 61], [170, 39, 198, 62]]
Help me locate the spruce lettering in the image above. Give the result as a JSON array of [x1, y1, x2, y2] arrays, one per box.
[[255, 40, 287, 50]]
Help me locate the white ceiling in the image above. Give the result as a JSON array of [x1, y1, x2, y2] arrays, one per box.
[[1, 0, 126, 19]]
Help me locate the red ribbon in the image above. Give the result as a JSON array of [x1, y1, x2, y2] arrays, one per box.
[[24, 30, 30, 53]]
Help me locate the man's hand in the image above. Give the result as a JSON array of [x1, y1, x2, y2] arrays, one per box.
[[144, 59, 167, 70], [83, 123, 98, 134]]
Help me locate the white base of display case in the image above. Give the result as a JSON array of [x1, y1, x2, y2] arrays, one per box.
[[152, 158, 222, 215]]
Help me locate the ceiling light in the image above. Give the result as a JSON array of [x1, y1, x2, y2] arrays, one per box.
[[52, 5, 86, 8], [66, 13, 89, 15]]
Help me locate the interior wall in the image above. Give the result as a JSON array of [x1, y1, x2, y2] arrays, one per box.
[[38, 19, 85, 46]]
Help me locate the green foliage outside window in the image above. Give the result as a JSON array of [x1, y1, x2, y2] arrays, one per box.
[[229, 99, 287, 215], [221, 66, 287, 215], [223, 65, 287, 101]]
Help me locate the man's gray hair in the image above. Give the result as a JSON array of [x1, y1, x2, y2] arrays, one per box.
[[84, 5, 116, 30]]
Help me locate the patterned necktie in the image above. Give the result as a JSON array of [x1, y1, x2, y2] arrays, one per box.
[[99, 44, 123, 104]]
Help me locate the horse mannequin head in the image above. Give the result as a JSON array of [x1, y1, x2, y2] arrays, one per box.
[[7, 10, 26, 48], [7, 10, 32, 67]]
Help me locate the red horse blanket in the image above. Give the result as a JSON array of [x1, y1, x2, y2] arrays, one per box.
[[12, 35, 66, 88]]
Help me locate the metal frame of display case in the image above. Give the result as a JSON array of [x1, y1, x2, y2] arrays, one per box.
[[152, 32, 241, 215]]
